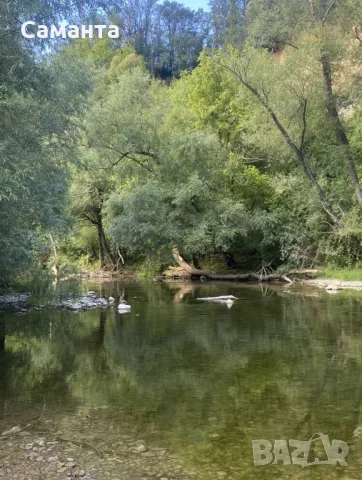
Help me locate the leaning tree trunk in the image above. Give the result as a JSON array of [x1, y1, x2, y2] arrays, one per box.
[[0, 317, 5, 353], [0, 317, 5, 416], [220, 56, 341, 227], [171, 248, 216, 277], [96, 221, 106, 268], [95, 211, 116, 268], [308, 0, 362, 209], [320, 54, 362, 208]]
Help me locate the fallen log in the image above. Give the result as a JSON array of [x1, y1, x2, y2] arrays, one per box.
[[197, 295, 238, 302], [288, 269, 321, 275], [165, 248, 308, 284], [209, 273, 251, 281], [250, 273, 293, 284]]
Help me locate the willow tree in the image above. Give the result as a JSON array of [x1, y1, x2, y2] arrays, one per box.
[[0, 55, 91, 284], [213, 46, 343, 227], [241, 0, 362, 211]]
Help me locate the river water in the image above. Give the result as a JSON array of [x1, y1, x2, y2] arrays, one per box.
[[1, 281, 362, 479]]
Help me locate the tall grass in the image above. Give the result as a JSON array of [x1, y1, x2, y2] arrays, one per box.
[[318, 268, 362, 281]]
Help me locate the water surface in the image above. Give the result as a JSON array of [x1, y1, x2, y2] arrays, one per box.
[[1, 281, 362, 479]]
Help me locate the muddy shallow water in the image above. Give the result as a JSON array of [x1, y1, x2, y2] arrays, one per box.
[[1, 281, 362, 479]]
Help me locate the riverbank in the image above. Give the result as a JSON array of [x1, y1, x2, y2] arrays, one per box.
[[55, 264, 362, 291], [63, 269, 139, 283], [302, 267, 362, 290], [303, 278, 362, 290], [0, 405, 195, 480]]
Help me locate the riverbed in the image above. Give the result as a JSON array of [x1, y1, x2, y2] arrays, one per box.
[[1, 281, 362, 479]]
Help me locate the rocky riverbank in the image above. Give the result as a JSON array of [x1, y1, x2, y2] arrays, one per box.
[[303, 278, 362, 291], [0, 291, 111, 312], [0, 407, 197, 480]]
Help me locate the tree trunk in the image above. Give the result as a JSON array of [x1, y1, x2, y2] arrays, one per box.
[[0, 317, 5, 417], [320, 54, 362, 208], [95, 210, 116, 268], [308, 1, 362, 209], [296, 148, 340, 224], [172, 248, 216, 277], [0, 317, 5, 353], [260, 95, 340, 225], [49, 233, 58, 277], [224, 64, 341, 227], [97, 220, 106, 268]]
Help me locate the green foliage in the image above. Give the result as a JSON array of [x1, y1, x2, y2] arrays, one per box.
[[246, 0, 308, 51], [0, 42, 91, 284], [180, 51, 250, 150], [17, 267, 55, 300], [209, 0, 247, 47], [136, 258, 167, 278], [318, 268, 362, 280], [66, 38, 116, 67], [108, 51, 146, 80], [151, 1, 209, 79], [5, 0, 362, 279]]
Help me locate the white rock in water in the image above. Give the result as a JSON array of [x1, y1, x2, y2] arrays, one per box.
[[326, 285, 342, 291], [118, 300, 131, 312], [108, 296, 115, 303]]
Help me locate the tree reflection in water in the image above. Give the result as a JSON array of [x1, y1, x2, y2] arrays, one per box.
[[2, 282, 362, 479]]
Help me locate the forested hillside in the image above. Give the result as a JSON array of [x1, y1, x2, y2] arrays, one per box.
[[2, 0, 362, 285]]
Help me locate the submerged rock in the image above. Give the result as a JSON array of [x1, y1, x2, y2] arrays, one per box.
[[48, 456, 60, 463], [55, 295, 108, 311], [326, 284, 342, 292]]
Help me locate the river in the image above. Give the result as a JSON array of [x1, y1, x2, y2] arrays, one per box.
[[1, 281, 362, 479]]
